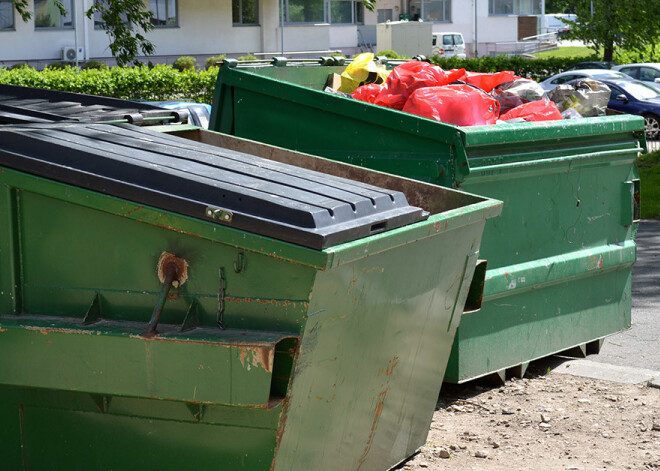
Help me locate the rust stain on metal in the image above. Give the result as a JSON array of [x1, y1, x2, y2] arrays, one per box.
[[587, 254, 604, 271], [356, 388, 390, 470], [238, 346, 274, 373], [23, 326, 96, 335], [119, 205, 144, 217], [135, 219, 203, 239], [224, 297, 307, 308], [270, 397, 292, 471], [157, 252, 189, 287]]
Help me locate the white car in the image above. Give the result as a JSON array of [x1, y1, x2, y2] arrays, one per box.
[[538, 69, 631, 91], [432, 32, 466, 59], [612, 63, 660, 91]]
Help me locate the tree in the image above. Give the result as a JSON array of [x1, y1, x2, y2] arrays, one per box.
[[86, 0, 154, 66], [556, 0, 659, 61], [13, 0, 154, 66]]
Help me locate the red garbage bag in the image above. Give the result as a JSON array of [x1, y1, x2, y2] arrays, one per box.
[[447, 68, 467, 82], [374, 61, 451, 110], [351, 83, 385, 104], [465, 71, 516, 92], [499, 99, 563, 122], [402, 84, 500, 126]]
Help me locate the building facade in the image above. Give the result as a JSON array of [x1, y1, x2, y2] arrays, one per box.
[[0, 0, 544, 65]]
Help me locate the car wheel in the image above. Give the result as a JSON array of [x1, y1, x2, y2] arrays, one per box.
[[644, 114, 660, 140]]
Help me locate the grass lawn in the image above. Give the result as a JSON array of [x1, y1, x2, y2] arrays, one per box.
[[534, 47, 600, 59], [637, 150, 660, 219]]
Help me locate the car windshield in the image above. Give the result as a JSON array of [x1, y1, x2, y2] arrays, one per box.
[[618, 81, 660, 100]]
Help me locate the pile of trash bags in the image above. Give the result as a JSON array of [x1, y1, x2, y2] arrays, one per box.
[[330, 53, 611, 127]]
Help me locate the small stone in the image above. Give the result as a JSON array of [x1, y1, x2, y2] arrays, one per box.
[[459, 444, 467, 450], [605, 395, 618, 402], [419, 462, 429, 468], [577, 399, 591, 404], [541, 413, 550, 423], [449, 444, 458, 451], [502, 409, 515, 415], [652, 423, 660, 431], [539, 422, 551, 429], [438, 449, 450, 459], [475, 450, 488, 459], [491, 441, 500, 449]]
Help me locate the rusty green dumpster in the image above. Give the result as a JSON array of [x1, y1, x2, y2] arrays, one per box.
[[209, 58, 643, 383], [0, 122, 501, 470]]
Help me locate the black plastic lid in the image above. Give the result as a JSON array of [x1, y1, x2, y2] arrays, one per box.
[[0, 123, 428, 249], [0, 84, 186, 126]]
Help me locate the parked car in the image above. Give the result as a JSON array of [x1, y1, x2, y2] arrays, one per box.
[[565, 61, 619, 71], [539, 69, 630, 91], [598, 78, 660, 139], [612, 63, 660, 91], [432, 32, 466, 59]]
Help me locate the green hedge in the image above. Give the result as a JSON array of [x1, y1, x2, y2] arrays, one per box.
[[0, 55, 607, 104], [431, 55, 602, 81], [0, 64, 219, 104]]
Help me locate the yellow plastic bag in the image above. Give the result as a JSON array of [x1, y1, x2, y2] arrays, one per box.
[[339, 53, 390, 93]]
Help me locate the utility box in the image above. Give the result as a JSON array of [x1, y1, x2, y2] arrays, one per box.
[[377, 20, 432, 57]]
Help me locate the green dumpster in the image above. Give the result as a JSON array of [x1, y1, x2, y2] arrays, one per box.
[[0, 123, 501, 469], [209, 59, 643, 383]]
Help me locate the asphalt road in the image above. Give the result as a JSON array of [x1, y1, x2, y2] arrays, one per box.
[[588, 219, 660, 371]]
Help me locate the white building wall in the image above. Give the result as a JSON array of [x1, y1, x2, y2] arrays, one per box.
[[0, 0, 534, 64], [329, 25, 356, 49]]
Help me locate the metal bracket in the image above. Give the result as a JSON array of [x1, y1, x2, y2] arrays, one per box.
[[90, 394, 112, 414], [186, 403, 206, 423], [82, 292, 102, 325], [206, 206, 233, 223], [181, 299, 200, 332]]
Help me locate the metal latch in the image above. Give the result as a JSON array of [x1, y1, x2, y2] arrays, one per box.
[[206, 206, 233, 223]]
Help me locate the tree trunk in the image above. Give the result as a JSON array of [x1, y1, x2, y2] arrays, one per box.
[[603, 40, 614, 61]]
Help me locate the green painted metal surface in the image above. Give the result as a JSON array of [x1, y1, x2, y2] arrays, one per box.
[[209, 61, 643, 383], [0, 132, 500, 470]]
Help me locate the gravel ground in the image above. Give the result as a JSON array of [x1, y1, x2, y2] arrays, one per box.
[[397, 361, 660, 471]]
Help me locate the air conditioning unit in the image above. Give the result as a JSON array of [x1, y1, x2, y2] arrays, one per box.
[[62, 46, 84, 62]]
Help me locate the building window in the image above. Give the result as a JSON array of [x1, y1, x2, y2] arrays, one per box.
[[0, 0, 14, 30], [34, 0, 73, 29], [489, 0, 541, 15], [286, 0, 324, 23], [150, 0, 177, 27], [329, 0, 363, 24], [282, 0, 363, 24], [377, 8, 393, 23], [233, 0, 258, 25], [409, 0, 450, 22], [93, 0, 129, 29]]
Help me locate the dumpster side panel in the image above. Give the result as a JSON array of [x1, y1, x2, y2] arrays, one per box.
[[0, 386, 281, 471], [444, 136, 640, 381], [3, 178, 316, 335], [272, 220, 486, 470], [445, 264, 633, 382]]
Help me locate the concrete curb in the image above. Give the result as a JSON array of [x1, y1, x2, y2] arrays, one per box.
[[551, 359, 660, 385]]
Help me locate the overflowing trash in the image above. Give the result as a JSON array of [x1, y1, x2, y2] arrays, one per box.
[[547, 79, 611, 118], [331, 55, 612, 127], [403, 84, 499, 126]]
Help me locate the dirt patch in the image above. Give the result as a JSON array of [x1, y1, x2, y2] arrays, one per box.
[[399, 362, 660, 471]]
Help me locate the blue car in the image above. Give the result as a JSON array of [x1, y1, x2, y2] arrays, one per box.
[[599, 78, 660, 139]]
